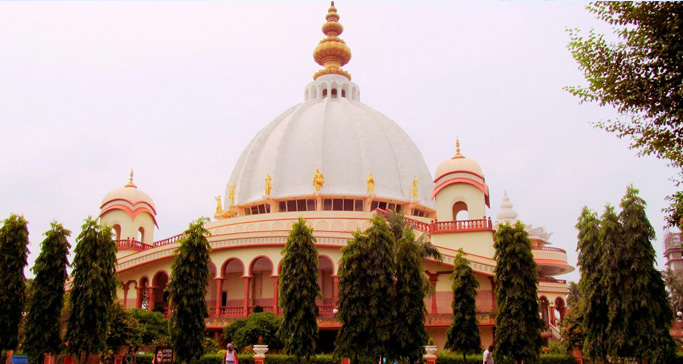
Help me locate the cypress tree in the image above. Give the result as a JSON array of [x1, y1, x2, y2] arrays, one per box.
[[65, 217, 118, 362], [335, 215, 395, 364], [575, 207, 607, 361], [23, 222, 71, 364], [599, 205, 627, 359], [445, 249, 480, 364], [393, 227, 429, 363], [493, 221, 543, 364], [0, 214, 30, 353], [168, 218, 211, 364], [278, 218, 319, 362], [616, 186, 676, 363]]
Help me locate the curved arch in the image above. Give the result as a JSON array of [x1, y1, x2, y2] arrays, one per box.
[[249, 256, 276, 311], [152, 271, 169, 287], [555, 296, 566, 323], [318, 255, 335, 306], [112, 224, 121, 241], [249, 255, 275, 276], [220, 257, 245, 278], [452, 201, 468, 220]]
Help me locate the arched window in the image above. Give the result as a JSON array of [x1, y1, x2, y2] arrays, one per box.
[[323, 89, 328, 98], [138, 227, 145, 243], [112, 224, 121, 241], [331, 88, 338, 98], [452, 201, 468, 220]]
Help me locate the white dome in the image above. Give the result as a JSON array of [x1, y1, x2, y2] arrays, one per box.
[[227, 74, 434, 208]]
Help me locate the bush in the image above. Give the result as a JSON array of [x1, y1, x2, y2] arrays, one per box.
[[437, 353, 576, 364], [222, 313, 283, 351]]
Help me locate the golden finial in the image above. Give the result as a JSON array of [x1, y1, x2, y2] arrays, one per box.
[[125, 169, 137, 188], [313, 1, 352, 80], [453, 138, 464, 159]]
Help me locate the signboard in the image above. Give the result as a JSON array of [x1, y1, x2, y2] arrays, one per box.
[[153, 347, 173, 364]]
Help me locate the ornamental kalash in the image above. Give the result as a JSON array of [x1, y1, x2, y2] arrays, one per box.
[[100, 2, 572, 351]]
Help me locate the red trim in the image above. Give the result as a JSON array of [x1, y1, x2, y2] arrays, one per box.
[[431, 178, 490, 206], [100, 198, 157, 215], [152, 271, 169, 286], [434, 169, 485, 183], [220, 257, 245, 277], [99, 204, 159, 227]]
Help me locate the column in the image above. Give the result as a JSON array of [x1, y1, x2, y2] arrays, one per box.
[[147, 287, 156, 311], [333, 275, 339, 305], [215, 278, 224, 317], [122, 284, 129, 309], [272, 276, 279, 315], [428, 273, 438, 314], [136, 287, 144, 309], [243, 276, 251, 317], [489, 276, 497, 311]]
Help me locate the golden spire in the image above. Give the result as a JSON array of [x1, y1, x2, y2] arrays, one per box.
[[453, 138, 464, 159], [125, 169, 137, 188], [313, 1, 352, 80]]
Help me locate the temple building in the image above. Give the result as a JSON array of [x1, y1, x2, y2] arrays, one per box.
[[99, 3, 572, 351]]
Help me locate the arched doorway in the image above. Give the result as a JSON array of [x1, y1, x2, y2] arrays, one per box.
[[555, 297, 566, 324], [152, 272, 169, 317], [221, 259, 245, 317], [139, 277, 150, 309], [318, 256, 335, 316], [453, 201, 468, 220], [539, 296, 550, 328], [249, 257, 274, 314]]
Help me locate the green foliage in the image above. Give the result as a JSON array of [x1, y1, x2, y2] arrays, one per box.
[[0, 214, 29, 352], [278, 218, 319, 360], [575, 207, 606, 359], [567, 2, 683, 173], [168, 218, 212, 364], [23, 222, 71, 364], [335, 215, 396, 364], [386, 211, 442, 261], [202, 337, 220, 355], [664, 191, 683, 230], [65, 217, 119, 359], [127, 308, 171, 349], [106, 304, 136, 355], [393, 227, 429, 363], [437, 353, 576, 364], [665, 267, 683, 313], [493, 221, 543, 364], [222, 312, 283, 352], [609, 186, 676, 362], [445, 249, 480, 363]]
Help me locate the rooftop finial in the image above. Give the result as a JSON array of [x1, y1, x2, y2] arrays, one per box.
[[125, 169, 137, 188], [313, 2, 352, 80], [453, 137, 464, 159]]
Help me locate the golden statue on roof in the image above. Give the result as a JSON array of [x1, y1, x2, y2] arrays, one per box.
[[367, 172, 375, 194], [215, 195, 223, 214], [313, 1, 352, 80], [265, 174, 272, 196], [412, 177, 420, 200], [313, 169, 325, 191], [229, 184, 236, 204]]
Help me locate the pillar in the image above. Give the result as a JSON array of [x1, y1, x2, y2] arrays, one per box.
[[136, 287, 143, 309], [428, 273, 438, 314], [215, 278, 224, 317], [272, 276, 279, 315], [333, 275, 339, 305], [122, 284, 129, 309], [147, 287, 155, 311], [489, 276, 497, 311], [243, 276, 251, 317]]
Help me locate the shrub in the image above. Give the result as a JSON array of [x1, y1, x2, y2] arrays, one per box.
[[222, 313, 283, 351]]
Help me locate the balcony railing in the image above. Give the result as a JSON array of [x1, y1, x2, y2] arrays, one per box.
[[531, 246, 567, 254], [374, 209, 493, 234], [115, 238, 153, 252]]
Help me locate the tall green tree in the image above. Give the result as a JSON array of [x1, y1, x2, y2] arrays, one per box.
[[444, 249, 480, 364], [335, 215, 396, 364], [393, 227, 429, 363], [567, 2, 683, 173], [278, 218, 319, 362], [168, 218, 211, 364], [598, 206, 625, 360], [613, 186, 676, 363], [386, 211, 442, 261], [493, 222, 543, 364], [0, 214, 30, 353], [23, 222, 71, 364], [567, 2, 683, 225], [575, 207, 607, 360], [65, 217, 118, 362]]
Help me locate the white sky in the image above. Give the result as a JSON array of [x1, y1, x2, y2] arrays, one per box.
[[0, 2, 677, 283]]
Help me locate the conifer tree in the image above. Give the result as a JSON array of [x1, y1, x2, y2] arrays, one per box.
[[614, 186, 676, 362], [23, 222, 71, 364], [335, 215, 396, 364], [445, 249, 480, 364], [168, 218, 211, 364], [278, 218, 319, 362], [0, 214, 30, 353], [575, 207, 607, 360], [598, 205, 627, 359], [393, 227, 429, 363], [493, 221, 543, 364], [65, 217, 118, 362]]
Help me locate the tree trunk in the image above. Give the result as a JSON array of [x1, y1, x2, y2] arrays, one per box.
[[462, 352, 466, 364]]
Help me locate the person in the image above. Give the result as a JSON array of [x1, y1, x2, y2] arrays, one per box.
[[123, 348, 134, 364], [223, 343, 238, 364], [483, 345, 493, 364], [151, 348, 163, 364]]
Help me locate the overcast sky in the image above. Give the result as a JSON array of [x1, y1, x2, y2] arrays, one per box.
[[0, 2, 677, 282]]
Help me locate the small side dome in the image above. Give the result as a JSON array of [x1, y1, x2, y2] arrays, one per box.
[[432, 139, 489, 207], [434, 139, 484, 180], [99, 171, 157, 227]]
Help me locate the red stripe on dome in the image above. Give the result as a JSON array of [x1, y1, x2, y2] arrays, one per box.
[[99, 204, 159, 227]]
